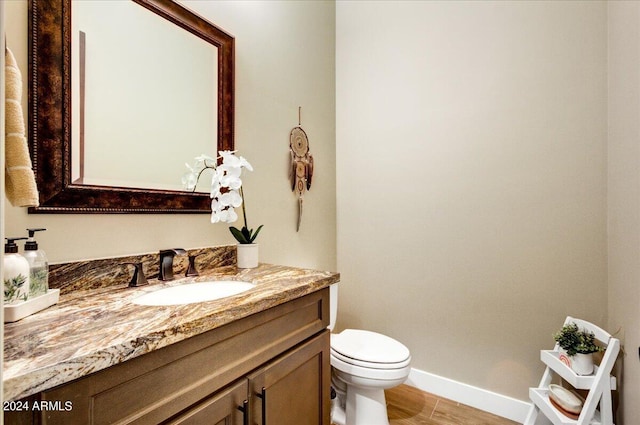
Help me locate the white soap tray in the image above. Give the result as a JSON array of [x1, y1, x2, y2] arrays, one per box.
[[4, 289, 60, 323]]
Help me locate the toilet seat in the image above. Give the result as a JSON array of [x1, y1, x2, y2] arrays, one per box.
[[331, 352, 412, 381], [330, 329, 411, 375], [331, 329, 410, 363], [331, 349, 411, 369]]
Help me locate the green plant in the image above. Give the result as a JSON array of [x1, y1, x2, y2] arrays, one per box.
[[229, 187, 263, 244], [553, 323, 604, 356]]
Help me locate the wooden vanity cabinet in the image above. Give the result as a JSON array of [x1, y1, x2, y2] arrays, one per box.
[[165, 331, 330, 425], [6, 288, 330, 425], [163, 379, 248, 425], [248, 331, 330, 425]]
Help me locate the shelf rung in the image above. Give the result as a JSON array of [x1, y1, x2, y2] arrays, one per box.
[[529, 388, 602, 425], [540, 350, 617, 390], [541, 351, 601, 390]]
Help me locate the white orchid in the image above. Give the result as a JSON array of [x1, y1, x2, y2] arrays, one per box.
[[181, 163, 199, 191], [210, 201, 238, 224], [219, 165, 242, 190], [210, 175, 222, 199], [183, 151, 262, 244], [219, 190, 243, 208], [239, 157, 253, 171], [195, 154, 216, 166]]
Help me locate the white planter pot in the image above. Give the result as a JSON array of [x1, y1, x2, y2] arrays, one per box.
[[558, 348, 572, 369], [571, 353, 594, 376], [237, 243, 258, 269]]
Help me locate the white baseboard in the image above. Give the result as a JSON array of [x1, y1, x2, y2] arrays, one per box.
[[405, 368, 532, 423]]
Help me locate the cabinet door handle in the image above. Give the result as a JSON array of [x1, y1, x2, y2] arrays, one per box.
[[255, 387, 267, 424], [237, 399, 249, 425]]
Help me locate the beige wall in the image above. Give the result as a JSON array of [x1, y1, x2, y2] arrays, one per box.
[[3, 1, 337, 272], [608, 2, 640, 423], [336, 0, 608, 401]]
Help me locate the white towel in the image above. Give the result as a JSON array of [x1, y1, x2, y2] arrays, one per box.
[[5, 46, 39, 207]]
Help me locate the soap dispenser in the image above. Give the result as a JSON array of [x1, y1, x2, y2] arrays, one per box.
[[23, 228, 49, 297], [3, 237, 30, 304]]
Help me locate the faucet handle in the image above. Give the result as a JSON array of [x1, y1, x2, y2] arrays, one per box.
[[125, 262, 148, 287], [186, 253, 203, 277]]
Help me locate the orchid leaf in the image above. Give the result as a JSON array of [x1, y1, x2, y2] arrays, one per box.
[[229, 226, 249, 244], [250, 225, 264, 243], [241, 226, 252, 241]]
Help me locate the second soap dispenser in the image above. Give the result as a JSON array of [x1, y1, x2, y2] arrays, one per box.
[[23, 228, 49, 298]]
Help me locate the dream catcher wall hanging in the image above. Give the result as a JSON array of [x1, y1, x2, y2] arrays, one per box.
[[289, 107, 314, 231]]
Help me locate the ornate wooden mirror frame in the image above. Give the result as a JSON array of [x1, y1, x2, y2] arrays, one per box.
[[28, 0, 234, 213]]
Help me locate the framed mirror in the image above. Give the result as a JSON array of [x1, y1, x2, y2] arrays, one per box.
[[28, 0, 234, 213]]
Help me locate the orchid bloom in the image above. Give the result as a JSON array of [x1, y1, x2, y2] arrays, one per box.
[[181, 163, 198, 191], [184, 151, 253, 225]]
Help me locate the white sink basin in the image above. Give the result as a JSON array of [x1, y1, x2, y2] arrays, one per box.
[[132, 280, 255, 306]]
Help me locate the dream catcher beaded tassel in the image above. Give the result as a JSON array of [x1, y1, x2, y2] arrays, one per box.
[[289, 107, 313, 231]]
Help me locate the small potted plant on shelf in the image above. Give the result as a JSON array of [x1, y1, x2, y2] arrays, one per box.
[[183, 151, 263, 268], [553, 323, 604, 375]]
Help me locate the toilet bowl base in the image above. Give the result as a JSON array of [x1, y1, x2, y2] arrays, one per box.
[[345, 385, 389, 425], [332, 368, 394, 425], [331, 398, 347, 425]]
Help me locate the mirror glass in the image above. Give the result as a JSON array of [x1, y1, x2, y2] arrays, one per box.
[[71, 1, 216, 192], [28, 0, 234, 213]]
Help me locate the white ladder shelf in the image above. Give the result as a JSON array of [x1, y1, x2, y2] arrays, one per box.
[[524, 316, 620, 425]]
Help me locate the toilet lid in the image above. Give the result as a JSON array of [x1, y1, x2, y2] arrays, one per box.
[[331, 329, 410, 365]]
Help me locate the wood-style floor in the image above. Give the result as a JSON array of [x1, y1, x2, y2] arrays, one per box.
[[385, 385, 519, 425]]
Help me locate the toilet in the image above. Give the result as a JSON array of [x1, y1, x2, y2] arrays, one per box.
[[329, 284, 411, 425]]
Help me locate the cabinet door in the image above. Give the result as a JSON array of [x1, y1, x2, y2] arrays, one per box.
[[163, 379, 248, 425], [248, 330, 330, 425]]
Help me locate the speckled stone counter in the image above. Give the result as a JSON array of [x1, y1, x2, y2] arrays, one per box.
[[3, 261, 339, 401]]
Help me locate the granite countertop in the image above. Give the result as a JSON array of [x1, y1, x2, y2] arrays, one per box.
[[3, 263, 339, 401]]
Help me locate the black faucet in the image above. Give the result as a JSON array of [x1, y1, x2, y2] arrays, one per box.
[[159, 249, 186, 281]]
